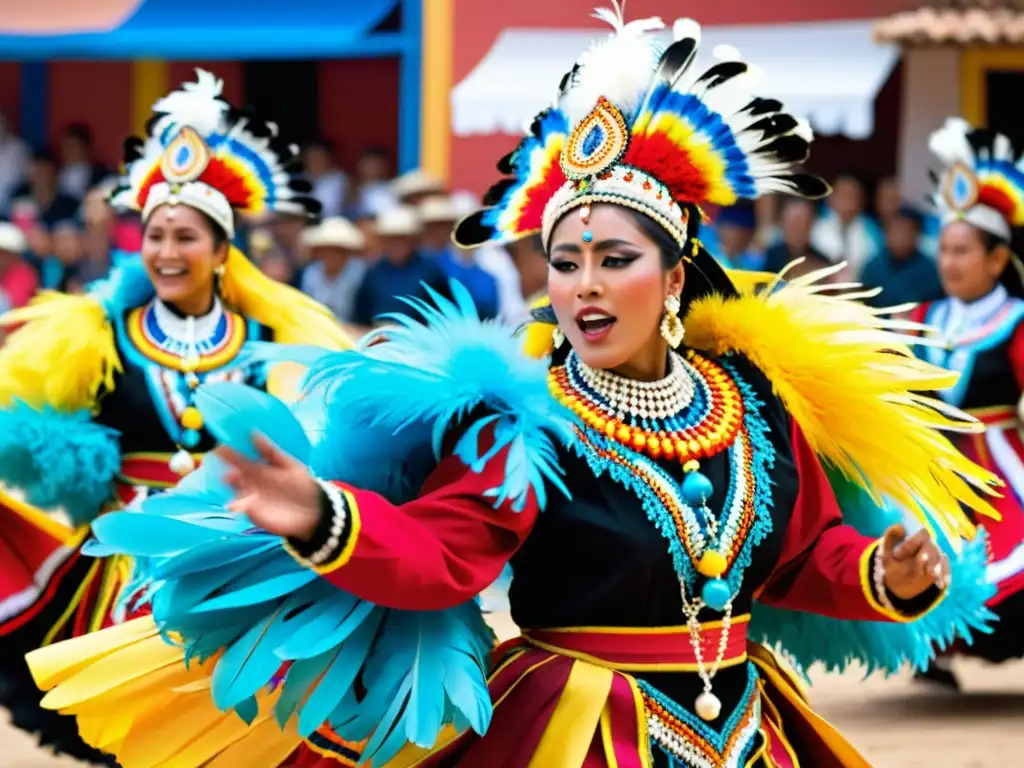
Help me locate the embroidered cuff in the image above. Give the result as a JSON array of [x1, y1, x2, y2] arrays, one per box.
[[285, 479, 361, 575], [859, 539, 946, 622]]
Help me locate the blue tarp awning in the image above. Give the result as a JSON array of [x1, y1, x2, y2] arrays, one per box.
[[0, 0, 402, 59]]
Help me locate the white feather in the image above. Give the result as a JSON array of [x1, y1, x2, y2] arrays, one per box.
[[559, 6, 664, 127], [150, 68, 227, 138], [673, 17, 701, 44], [712, 44, 741, 62], [928, 118, 975, 168]]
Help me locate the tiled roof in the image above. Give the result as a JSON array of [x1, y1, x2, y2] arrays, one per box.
[[874, 0, 1024, 45]]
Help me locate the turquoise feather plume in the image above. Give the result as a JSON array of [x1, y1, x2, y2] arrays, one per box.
[[0, 400, 120, 524], [750, 466, 997, 677], [89, 287, 571, 764]]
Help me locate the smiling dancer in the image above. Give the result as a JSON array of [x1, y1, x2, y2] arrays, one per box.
[[910, 119, 1024, 688], [0, 70, 349, 763], [27, 9, 998, 768]]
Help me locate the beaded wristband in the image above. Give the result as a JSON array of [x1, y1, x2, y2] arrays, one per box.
[[307, 478, 348, 567], [872, 540, 899, 615]]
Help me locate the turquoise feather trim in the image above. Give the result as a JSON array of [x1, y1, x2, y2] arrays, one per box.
[[750, 466, 997, 677], [0, 399, 120, 525], [90, 284, 572, 765]]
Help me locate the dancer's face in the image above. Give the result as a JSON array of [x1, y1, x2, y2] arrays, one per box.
[[938, 220, 1008, 303], [548, 204, 683, 381], [142, 205, 228, 315]]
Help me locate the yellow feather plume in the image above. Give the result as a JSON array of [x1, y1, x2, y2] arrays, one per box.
[[684, 266, 1000, 543], [0, 291, 121, 412], [221, 246, 351, 349]]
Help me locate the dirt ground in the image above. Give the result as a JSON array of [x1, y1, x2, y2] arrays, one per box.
[[4, 611, 1022, 767]]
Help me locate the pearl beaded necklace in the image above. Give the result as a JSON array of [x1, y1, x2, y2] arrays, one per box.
[[570, 351, 696, 422]]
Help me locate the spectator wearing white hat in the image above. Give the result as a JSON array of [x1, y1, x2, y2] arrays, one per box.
[[353, 205, 447, 327], [299, 217, 368, 325], [390, 169, 445, 206], [418, 194, 500, 320], [0, 222, 37, 317]]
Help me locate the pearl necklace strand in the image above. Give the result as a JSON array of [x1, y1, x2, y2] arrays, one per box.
[[570, 351, 696, 421]]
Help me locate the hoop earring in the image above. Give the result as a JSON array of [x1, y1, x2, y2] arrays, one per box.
[[552, 326, 566, 350], [660, 294, 684, 347]]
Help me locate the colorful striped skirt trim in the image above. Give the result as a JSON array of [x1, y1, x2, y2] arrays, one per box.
[[385, 624, 870, 768]]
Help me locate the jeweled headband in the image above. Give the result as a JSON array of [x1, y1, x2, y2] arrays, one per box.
[[454, 4, 828, 253], [110, 69, 319, 238]]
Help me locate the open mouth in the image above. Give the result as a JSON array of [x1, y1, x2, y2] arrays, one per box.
[[155, 266, 188, 277], [576, 312, 617, 341]]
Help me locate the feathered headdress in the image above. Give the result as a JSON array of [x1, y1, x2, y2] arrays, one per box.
[[111, 69, 319, 237], [454, 4, 828, 254], [929, 118, 1024, 242]]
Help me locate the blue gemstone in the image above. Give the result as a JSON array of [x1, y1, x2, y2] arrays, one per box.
[[582, 231, 594, 243], [702, 578, 731, 611], [682, 471, 714, 507], [175, 145, 192, 167], [581, 125, 605, 157], [181, 428, 201, 449]]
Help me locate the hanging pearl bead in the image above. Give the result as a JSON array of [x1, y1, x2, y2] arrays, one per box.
[[695, 691, 722, 722], [169, 449, 196, 476], [185, 372, 200, 390]]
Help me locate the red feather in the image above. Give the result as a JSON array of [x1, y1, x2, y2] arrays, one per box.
[[978, 185, 1015, 225], [199, 160, 256, 209], [517, 152, 567, 233], [623, 133, 708, 207]]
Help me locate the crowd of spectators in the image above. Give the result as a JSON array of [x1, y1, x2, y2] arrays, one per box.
[[0, 113, 949, 334]]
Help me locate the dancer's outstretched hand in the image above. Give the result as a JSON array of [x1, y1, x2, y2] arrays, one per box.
[[216, 433, 322, 541], [881, 524, 950, 600]]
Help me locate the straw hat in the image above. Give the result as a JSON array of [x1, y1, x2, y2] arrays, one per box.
[[0, 222, 26, 253], [375, 206, 422, 237], [390, 169, 444, 201], [300, 217, 366, 250]]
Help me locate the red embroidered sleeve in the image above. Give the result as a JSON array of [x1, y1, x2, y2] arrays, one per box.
[[756, 423, 940, 622], [286, 439, 539, 612]]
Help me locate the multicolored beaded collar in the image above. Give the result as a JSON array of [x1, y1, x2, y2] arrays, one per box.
[[126, 298, 247, 373]]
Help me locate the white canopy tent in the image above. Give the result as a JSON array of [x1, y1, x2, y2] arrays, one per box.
[[452, 19, 898, 140]]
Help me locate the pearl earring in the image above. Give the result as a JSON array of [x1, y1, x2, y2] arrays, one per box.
[[660, 295, 684, 347], [552, 326, 566, 349]]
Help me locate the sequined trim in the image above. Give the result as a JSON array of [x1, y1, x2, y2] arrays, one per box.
[[639, 663, 761, 768]]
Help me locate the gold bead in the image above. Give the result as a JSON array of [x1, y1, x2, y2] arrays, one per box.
[[683, 459, 700, 473], [632, 432, 648, 451], [617, 425, 632, 443], [697, 551, 728, 579], [180, 406, 204, 431]]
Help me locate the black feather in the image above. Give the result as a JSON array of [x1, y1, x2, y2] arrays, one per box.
[[452, 211, 497, 248], [636, 37, 701, 116], [781, 173, 831, 200], [754, 134, 810, 165], [743, 114, 799, 142], [741, 98, 782, 117], [484, 179, 517, 207], [497, 152, 516, 175], [697, 61, 748, 90]]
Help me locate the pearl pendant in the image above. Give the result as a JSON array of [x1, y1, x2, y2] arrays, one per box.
[[695, 691, 722, 721], [169, 449, 196, 476]]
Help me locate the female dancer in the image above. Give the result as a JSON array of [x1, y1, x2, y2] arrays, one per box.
[[28, 10, 996, 767], [0, 69, 349, 762], [910, 118, 1024, 687]]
